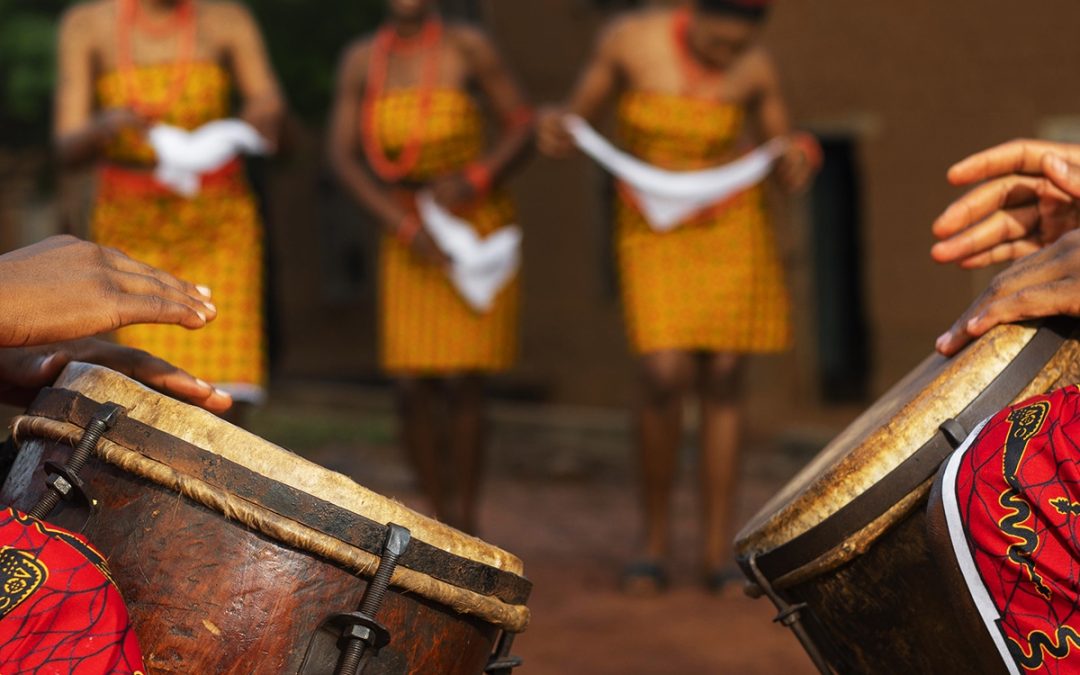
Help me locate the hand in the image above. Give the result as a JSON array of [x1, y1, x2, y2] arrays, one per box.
[[0, 236, 216, 347], [775, 138, 817, 193], [935, 229, 1080, 356], [0, 339, 232, 413], [536, 107, 577, 159], [431, 174, 478, 210], [409, 229, 452, 268], [931, 140, 1080, 269], [242, 98, 283, 152], [96, 107, 150, 142]]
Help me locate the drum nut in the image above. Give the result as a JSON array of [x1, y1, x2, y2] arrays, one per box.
[[343, 624, 375, 643], [46, 474, 73, 497]]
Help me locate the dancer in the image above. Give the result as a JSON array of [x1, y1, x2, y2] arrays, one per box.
[[54, 0, 284, 416], [538, 0, 818, 591], [328, 0, 534, 532]]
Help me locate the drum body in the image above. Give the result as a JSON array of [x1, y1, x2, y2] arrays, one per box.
[[1, 364, 530, 675], [735, 321, 1080, 674]]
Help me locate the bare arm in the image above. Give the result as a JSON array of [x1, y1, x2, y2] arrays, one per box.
[[327, 43, 406, 230], [326, 43, 446, 264], [459, 27, 534, 185], [537, 19, 626, 158], [54, 6, 146, 169], [220, 2, 285, 148], [751, 50, 815, 192]]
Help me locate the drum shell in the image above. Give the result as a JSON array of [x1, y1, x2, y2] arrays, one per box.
[[772, 500, 991, 674], [3, 437, 499, 675]]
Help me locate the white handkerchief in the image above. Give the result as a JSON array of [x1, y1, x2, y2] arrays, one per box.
[[417, 192, 522, 314], [564, 114, 787, 232], [148, 119, 269, 197]]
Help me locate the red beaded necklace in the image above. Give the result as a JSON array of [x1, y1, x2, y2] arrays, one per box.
[[672, 7, 724, 96], [359, 16, 443, 183], [116, 0, 196, 119]]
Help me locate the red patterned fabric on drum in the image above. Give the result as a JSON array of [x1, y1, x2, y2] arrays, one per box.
[[0, 507, 145, 674], [941, 385, 1080, 675]]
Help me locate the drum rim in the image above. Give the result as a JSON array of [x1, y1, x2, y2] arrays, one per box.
[[24, 386, 533, 606], [735, 318, 1074, 584]]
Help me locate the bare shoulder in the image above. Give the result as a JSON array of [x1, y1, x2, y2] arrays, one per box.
[[445, 21, 492, 50], [741, 46, 779, 83], [339, 35, 375, 69], [201, 0, 256, 22], [59, 0, 111, 35], [599, 8, 668, 56], [335, 35, 375, 85]]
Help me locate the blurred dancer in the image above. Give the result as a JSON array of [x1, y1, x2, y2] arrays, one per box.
[[54, 0, 284, 416], [539, 0, 818, 591], [329, 0, 534, 533]]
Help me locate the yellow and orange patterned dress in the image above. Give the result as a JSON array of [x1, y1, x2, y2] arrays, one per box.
[[615, 91, 791, 355], [369, 89, 519, 374], [91, 62, 266, 402]]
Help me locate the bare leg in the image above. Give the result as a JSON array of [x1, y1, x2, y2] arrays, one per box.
[[698, 352, 744, 581], [633, 350, 696, 577], [446, 374, 487, 534], [397, 377, 451, 522]]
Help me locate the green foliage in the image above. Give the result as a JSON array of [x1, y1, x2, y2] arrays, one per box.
[[0, 1, 71, 145]]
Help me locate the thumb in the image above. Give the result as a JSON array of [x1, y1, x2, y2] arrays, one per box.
[[1044, 154, 1080, 198]]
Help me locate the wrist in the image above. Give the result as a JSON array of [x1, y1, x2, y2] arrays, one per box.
[[464, 163, 494, 196], [395, 214, 421, 246], [790, 131, 823, 171]]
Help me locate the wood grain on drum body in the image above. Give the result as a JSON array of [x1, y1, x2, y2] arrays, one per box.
[[8, 439, 500, 675], [50, 363, 524, 577], [0, 363, 531, 674]]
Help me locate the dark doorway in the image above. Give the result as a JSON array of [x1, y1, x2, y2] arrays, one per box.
[[810, 135, 870, 403]]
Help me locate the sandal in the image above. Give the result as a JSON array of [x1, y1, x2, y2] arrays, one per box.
[[620, 560, 669, 595]]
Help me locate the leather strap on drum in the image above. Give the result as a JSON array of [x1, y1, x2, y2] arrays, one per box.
[[746, 318, 1072, 583], [21, 388, 532, 609]]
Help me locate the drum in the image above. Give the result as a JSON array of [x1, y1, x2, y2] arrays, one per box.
[[734, 319, 1080, 674], [0, 363, 530, 675]]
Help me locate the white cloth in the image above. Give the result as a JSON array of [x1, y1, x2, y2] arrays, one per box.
[[148, 119, 269, 197], [416, 192, 522, 314], [564, 114, 787, 232]]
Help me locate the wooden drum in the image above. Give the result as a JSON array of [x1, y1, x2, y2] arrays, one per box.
[[735, 320, 1080, 674], [0, 363, 530, 674]]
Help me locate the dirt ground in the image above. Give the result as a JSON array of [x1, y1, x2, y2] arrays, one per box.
[[250, 385, 823, 675]]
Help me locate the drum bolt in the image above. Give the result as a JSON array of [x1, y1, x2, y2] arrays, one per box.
[[337, 523, 412, 675], [28, 402, 123, 521], [359, 523, 412, 617]]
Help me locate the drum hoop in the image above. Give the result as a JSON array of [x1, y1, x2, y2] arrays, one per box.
[[19, 387, 532, 618], [739, 318, 1072, 584]]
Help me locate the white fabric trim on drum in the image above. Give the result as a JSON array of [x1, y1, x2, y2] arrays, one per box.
[[416, 191, 522, 314], [563, 114, 787, 232], [149, 119, 270, 197], [941, 416, 1020, 675]]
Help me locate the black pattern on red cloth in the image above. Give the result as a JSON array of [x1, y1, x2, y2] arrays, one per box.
[[0, 507, 145, 674]]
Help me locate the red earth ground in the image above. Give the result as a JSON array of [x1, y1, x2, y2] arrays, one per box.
[[253, 388, 821, 675]]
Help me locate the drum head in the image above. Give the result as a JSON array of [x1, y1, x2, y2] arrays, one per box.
[[735, 321, 1080, 582], [23, 362, 530, 632]]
